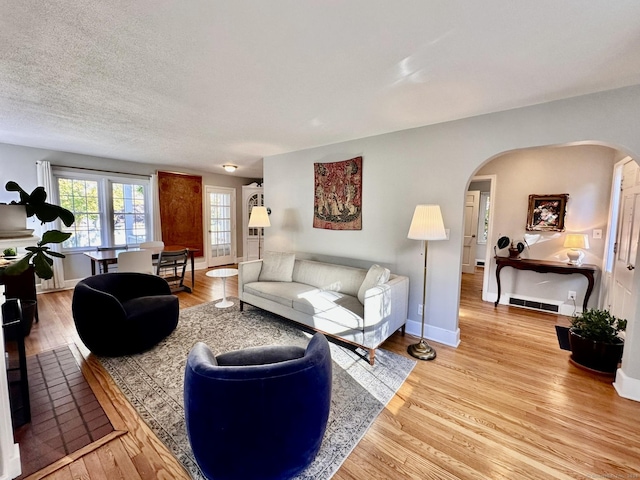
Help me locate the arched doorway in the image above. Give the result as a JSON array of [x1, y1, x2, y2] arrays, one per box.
[[460, 143, 631, 318]]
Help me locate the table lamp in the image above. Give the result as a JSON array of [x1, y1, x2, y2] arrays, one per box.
[[407, 204, 448, 361], [564, 233, 589, 265]]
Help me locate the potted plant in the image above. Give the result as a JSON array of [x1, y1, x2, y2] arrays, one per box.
[[569, 308, 627, 374], [0, 181, 75, 280], [494, 235, 528, 259]]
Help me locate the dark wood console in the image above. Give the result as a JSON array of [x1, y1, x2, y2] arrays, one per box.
[[494, 257, 598, 311]]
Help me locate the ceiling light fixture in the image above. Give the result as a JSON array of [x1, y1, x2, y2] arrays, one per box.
[[222, 164, 237, 173]]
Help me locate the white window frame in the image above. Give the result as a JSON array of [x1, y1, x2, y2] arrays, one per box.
[[52, 167, 152, 252]]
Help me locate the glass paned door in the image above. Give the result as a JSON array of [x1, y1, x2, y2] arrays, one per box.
[[246, 191, 264, 261], [206, 186, 235, 267]]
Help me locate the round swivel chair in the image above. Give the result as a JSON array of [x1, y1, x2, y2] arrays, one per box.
[[72, 273, 179, 356], [184, 332, 332, 480]]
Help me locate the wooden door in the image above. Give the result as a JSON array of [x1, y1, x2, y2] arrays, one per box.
[[462, 191, 480, 274]]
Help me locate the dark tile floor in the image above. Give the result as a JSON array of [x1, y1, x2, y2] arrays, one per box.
[[12, 346, 114, 479]]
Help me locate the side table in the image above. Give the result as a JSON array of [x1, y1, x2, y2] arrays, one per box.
[[206, 268, 239, 308]]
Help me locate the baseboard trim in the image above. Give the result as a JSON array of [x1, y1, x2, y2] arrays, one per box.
[[613, 369, 640, 402], [405, 318, 460, 348]]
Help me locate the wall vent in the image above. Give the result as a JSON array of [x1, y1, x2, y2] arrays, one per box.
[[509, 296, 559, 313], [475, 260, 485, 266]]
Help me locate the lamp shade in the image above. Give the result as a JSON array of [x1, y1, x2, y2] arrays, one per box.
[[248, 206, 271, 228], [408, 205, 447, 241], [563, 234, 589, 250]]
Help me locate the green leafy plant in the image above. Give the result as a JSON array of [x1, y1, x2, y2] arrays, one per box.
[[1, 181, 75, 280], [494, 235, 528, 256], [570, 308, 627, 344]]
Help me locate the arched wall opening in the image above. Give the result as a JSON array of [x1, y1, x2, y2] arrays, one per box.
[[459, 141, 633, 323]]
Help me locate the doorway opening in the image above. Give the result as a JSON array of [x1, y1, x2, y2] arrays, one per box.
[[460, 144, 633, 319]]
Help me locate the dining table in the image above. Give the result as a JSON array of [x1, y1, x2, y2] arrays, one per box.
[[83, 245, 200, 292]]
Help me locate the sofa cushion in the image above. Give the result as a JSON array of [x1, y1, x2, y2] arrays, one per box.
[[293, 290, 351, 316], [259, 251, 296, 282], [357, 264, 390, 304], [245, 281, 319, 308], [293, 260, 366, 297], [314, 301, 364, 331]]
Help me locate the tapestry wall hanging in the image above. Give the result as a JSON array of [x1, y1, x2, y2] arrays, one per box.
[[158, 171, 204, 254], [313, 156, 362, 230]]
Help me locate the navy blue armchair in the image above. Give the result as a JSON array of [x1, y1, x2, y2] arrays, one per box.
[[72, 273, 179, 356], [184, 332, 332, 480]]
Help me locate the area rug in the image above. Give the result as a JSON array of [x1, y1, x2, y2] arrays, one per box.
[[100, 299, 416, 479]]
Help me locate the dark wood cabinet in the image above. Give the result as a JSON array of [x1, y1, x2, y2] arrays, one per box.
[[1, 265, 38, 324]]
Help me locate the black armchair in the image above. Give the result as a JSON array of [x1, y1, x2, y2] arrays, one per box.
[[72, 273, 179, 356]]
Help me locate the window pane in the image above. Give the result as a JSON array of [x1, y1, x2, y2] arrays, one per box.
[[112, 182, 146, 245], [58, 178, 102, 248]]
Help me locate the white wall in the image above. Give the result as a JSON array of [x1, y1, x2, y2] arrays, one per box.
[[478, 144, 617, 311], [0, 143, 260, 279], [263, 85, 640, 351]]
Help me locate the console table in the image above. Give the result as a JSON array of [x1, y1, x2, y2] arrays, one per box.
[[494, 257, 598, 311]]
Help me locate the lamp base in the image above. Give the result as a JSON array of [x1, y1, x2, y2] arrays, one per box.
[[567, 249, 582, 265], [407, 339, 437, 361]]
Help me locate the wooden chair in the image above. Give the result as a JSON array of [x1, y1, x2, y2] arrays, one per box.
[[117, 250, 154, 275], [156, 249, 190, 292]]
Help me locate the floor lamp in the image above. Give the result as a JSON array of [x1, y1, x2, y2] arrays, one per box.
[[407, 204, 447, 361], [248, 206, 270, 259]]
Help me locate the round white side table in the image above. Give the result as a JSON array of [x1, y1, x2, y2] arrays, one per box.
[[205, 268, 239, 308]]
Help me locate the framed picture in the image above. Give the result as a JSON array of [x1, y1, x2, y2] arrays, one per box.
[[526, 194, 569, 231]]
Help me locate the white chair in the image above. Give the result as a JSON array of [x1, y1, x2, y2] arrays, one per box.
[[140, 241, 165, 269], [117, 250, 154, 275], [140, 241, 165, 249]]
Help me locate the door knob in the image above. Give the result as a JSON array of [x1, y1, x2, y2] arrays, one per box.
[[471, 234, 476, 238], [627, 264, 635, 270]]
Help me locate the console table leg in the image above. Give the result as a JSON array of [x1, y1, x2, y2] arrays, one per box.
[[495, 264, 504, 307]]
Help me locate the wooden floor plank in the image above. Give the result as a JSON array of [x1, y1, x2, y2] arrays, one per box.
[[17, 266, 640, 480]]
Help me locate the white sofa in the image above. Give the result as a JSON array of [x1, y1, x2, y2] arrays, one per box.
[[238, 253, 409, 364]]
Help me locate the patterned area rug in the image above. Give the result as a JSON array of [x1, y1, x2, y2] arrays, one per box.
[[100, 299, 416, 479]]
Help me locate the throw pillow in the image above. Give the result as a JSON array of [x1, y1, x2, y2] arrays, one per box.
[[357, 264, 390, 304], [259, 251, 296, 282]]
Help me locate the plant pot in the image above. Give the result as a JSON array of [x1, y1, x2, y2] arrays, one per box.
[[568, 328, 624, 374], [0, 204, 30, 237], [508, 247, 521, 259]]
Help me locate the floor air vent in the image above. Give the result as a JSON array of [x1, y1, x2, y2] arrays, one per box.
[[509, 297, 559, 313]]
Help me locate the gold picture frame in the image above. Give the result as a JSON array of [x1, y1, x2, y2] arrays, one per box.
[[526, 194, 569, 231]]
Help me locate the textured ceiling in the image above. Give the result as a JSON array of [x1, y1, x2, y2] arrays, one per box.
[[1, 1, 640, 178]]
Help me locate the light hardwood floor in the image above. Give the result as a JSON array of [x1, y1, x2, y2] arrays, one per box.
[[17, 267, 640, 480]]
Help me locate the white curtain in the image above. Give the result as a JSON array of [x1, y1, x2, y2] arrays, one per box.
[[36, 161, 66, 290], [150, 173, 162, 241]]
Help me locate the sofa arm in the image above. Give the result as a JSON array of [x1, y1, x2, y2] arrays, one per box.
[[363, 275, 409, 329], [238, 260, 263, 299]]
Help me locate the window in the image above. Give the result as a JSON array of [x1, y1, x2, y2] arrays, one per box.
[[54, 169, 151, 250], [477, 192, 490, 244]]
